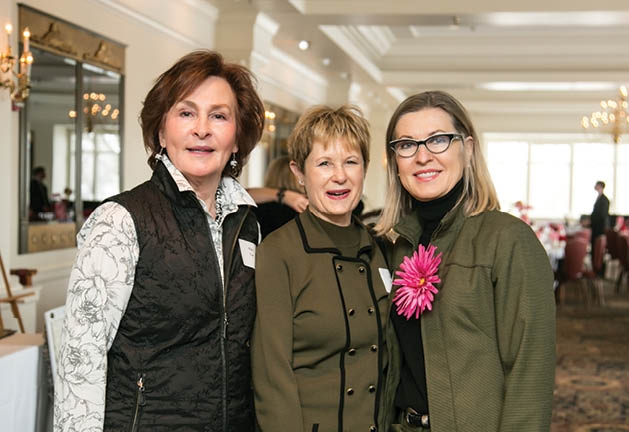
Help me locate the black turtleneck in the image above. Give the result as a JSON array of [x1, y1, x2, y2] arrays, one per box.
[[392, 178, 464, 415]]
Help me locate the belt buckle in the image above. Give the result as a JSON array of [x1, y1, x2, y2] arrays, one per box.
[[405, 408, 430, 429], [420, 414, 430, 428]]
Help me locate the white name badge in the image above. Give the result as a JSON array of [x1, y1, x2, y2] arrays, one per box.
[[379, 268, 393, 293], [239, 239, 256, 269]]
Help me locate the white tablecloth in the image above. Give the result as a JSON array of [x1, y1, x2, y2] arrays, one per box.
[[0, 333, 44, 432], [547, 245, 566, 272]]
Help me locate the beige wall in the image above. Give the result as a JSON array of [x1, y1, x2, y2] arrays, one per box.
[[0, 0, 394, 331], [0, 0, 219, 329]]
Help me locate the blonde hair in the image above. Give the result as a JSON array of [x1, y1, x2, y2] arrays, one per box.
[[264, 155, 301, 192], [374, 91, 499, 236], [288, 105, 371, 171]]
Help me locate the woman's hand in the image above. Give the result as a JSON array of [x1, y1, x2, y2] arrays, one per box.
[[284, 190, 308, 212]]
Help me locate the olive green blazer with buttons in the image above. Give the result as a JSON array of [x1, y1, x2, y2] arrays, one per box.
[[252, 209, 391, 432], [380, 205, 556, 432]]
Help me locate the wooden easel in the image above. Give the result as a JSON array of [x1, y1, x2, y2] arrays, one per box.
[[0, 252, 34, 336]]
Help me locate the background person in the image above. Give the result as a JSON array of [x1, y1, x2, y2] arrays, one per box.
[[29, 165, 51, 220], [252, 105, 391, 432], [252, 155, 305, 239], [375, 90, 556, 432], [54, 50, 265, 432], [247, 182, 308, 215], [590, 180, 610, 267]]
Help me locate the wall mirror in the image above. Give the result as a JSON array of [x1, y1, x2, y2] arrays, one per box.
[[17, 6, 125, 254], [260, 102, 300, 162]]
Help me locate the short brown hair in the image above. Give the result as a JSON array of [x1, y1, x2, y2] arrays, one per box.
[[140, 50, 265, 177], [287, 105, 371, 171], [375, 90, 500, 235]]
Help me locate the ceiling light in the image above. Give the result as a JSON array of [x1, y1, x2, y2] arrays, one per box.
[[68, 92, 119, 133], [322, 57, 331, 66], [298, 40, 310, 51], [581, 86, 628, 144], [449, 16, 461, 30], [478, 82, 619, 92]]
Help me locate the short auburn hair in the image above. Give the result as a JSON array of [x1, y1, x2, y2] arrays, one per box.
[[140, 50, 265, 177]]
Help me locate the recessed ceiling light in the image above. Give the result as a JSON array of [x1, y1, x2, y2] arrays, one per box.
[[298, 40, 310, 51], [322, 57, 331, 66]]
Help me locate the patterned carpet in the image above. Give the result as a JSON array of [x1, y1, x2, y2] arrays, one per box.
[[552, 283, 629, 432]]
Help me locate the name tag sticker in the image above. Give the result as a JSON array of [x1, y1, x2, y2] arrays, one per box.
[[239, 239, 256, 269], [379, 268, 393, 293]]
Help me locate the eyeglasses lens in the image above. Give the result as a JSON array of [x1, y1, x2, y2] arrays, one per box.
[[393, 134, 459, 157], [426, 135, 451, 153]]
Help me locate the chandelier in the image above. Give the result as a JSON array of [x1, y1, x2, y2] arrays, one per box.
[[1, 23, 34, 103], [68, 92, 120, 133], [581, 86, 629, 143], [264, 109, 276, 133]]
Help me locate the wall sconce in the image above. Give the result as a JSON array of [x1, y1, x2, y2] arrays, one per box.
[[1, 23, 34, 103]]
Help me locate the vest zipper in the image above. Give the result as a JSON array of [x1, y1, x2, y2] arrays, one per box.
[[129, 374, 145, 432], [220, 309, 228, 430], [220, 207, 251, 431]]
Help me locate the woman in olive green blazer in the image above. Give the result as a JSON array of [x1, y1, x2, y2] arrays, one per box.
[[252, 105, 391, 432], [374, 91, 556, 432]]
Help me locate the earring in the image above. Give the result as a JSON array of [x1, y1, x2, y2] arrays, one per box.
[[230, 153, 238, 173], [298, 178, 304, 185]]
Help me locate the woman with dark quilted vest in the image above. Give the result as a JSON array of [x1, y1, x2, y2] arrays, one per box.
[[375, 91, 556, 432], [54, 50, 265, 432]]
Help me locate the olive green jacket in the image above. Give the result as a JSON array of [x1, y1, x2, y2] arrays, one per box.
[[380, 205, 556, 432], [252, 209, 391, 432]]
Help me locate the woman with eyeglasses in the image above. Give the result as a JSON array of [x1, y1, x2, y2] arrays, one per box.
[[374, 91, 556, 432]]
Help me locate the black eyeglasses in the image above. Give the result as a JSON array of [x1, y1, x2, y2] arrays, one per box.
[[389, 133, 464, 158]]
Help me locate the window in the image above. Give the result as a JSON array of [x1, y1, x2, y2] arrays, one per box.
[[485, 140, 528, 213], [486, 133, 628, 221], [529, 143, 571, 219]]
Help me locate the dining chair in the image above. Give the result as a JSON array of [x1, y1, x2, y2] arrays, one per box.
[[557, 237, 590, 307], [616, 234, 628, 293], [582, 235, 606, 306], [44, 305, 65, 382], [604, 229, 621, 282], [574, 228, 591, 243], [605, 228, 619, 260]]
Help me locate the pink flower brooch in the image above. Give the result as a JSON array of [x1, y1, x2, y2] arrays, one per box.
[[392, 244, 443, 320]]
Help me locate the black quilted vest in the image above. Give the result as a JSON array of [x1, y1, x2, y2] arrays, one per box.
[[103, 162, 257, 431]]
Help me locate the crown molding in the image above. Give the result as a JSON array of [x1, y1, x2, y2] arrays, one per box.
[[91, 0, 216, 47]]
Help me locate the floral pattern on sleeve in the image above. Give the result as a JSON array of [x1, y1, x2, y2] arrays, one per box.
[[53, 201, 139, 432], [54, 157, 256, 432]]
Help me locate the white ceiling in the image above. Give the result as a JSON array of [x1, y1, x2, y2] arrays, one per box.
[[215, 0, 629, 134]]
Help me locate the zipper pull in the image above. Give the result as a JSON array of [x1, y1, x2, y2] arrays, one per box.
[[137, 375, 146, 406], [222, 313, 228, 339]]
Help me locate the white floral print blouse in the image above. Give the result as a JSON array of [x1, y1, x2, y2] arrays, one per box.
[[53, 155, 256, 432]]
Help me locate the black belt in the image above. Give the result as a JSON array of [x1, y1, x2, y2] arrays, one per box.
[[405, 407, 430, 429]]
